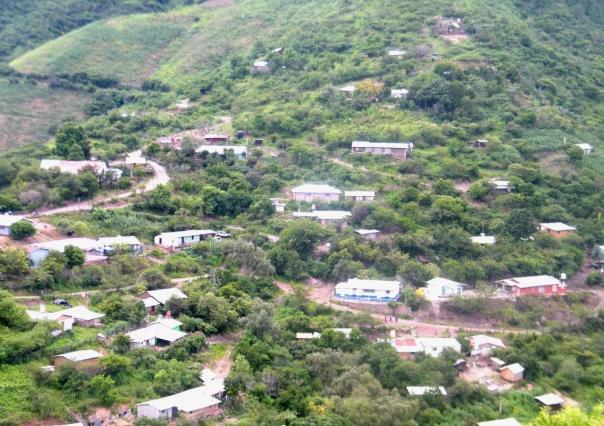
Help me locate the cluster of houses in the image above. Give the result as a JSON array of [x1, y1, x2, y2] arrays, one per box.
[[332, 273, 567, 305], [40, 159, 123, 180], [157, 129, 248, 158]]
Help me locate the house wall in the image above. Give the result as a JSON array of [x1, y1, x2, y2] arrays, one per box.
[[346, 195, 375, 202], [501, 369, 522, 382], [516, 284, 564, 296], [334, 288, 399, 303], [155, 234, 208, 248], [351, 147, 408, 159], [29, 248, 50, 268], [52, 357, 101, 372], [0, 225, 10, 236], [291, 192, 340, 202], [137, 404, 175, 419], [544, 229, 573, 239], [184, 404, 222, 419]]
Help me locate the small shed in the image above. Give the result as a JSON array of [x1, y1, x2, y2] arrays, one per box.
[[500, 363, 524, 382], [535, 393, 564, 410], [471, 139, 488, 148]]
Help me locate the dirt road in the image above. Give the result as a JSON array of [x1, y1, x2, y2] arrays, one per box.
[[30, 160, 169, 217]]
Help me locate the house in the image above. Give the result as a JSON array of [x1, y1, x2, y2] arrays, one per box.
[[127, 322, 187, 349], [500, 363, 524, 382], [390, 89, 409, 99], [391, 337, 461, 358], [471, 139, 488, 148], [422, 277, 465, 300], [391, 337, 424, 359], [469, 335, 506, 357], [496, 275, 565, 297], [154, 230, 216, 249], [387, 49, 406, 57], [575, 143, 593, 155], [40, 159, 108, 175], [52, 349, 102, 372], [490, 180, 513, 192], [158, 135, 182, 149], [203, 134, 230, 144], [490, 357, 506, 370], [535, 393, 564, 410], [296, 332, 321, 340], [290, 184, 341, 202], [334, 278, 400, 303], [270, 198, 286, 213], [252, 60, 270, 73], [96, 236, 143, 254], [138, 288, 188, 313], [195, 145, 247, 157], [477, 419, 522, 426], [539, 222, 576, 239], [417, 337, 462, 358], [136, 381, 224, 420], [339, 84, 356, 95], [27, 238, 103, 268], [351, 141, 413, 159], [293, 210, 352, 226], [355, 229, 380, 240], [344, 190, 375, 202], [471, 233, 496, 245], [27, 305, 105, 328], [124, 150, 147, 166], [406, 386, 447, 396], [152, 316, 183, 331], [595, 245, 604, 260], [0, 214, 34, 237], [435, 16, 465, 35]]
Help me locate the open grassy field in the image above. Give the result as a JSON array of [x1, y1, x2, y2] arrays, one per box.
[[0, 79, 90, 149]]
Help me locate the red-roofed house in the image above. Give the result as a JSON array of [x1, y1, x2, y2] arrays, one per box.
[[496, 275, 565, 297]]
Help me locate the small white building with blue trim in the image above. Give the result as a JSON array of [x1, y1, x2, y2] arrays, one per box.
[[334, 278, 400, 303]]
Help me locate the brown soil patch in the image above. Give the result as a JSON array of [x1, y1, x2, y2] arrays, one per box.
[[441, 34, 470, 44]]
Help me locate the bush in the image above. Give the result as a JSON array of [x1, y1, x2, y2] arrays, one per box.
[[586, 272, 603, 287], [9, 220, 36, 240]]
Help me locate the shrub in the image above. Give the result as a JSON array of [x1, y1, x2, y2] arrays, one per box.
[[9, 220, 36, 240]]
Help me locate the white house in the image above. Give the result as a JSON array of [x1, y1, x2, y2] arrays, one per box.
[[422, 277, 465, 300], [391, 337, 461, 358], [354, 229, 380, 240], [490, 180, 513, 192], [334, 278, 400, 303], [406, 386, 447, 396], [416, 337, 462, 357], [138, 288, 188, 313], [154, 230, 216, 249], [136, 380, 224, 420], [471, 233, 496, 245], [469, 335, 506, 357], [344, 190, 375, 202], [270, 198, 286, 213], [290, 184, 341, 202], [127, 322, 186, 348], [539, 222, 576, 238], [390, 89, 409, 99], [195, 145, 247, 157], [339, 84, 356, 95], [575, 143, 593, 155], [26, 305, 105, 328], [96, 236, 142, 254], [40, 159, 108, 175], [293, 210, 351, 226], [252, 60, 270, 73], [351, 141, 413, 159], [0, 214, 33, 237], [387, 49, 406, 57]]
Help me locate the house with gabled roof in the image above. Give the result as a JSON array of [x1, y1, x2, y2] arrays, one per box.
[[127, 322, 187, 349], [351, 141, 413, 159], [0, 214, 34, 237], [422, 277, 466, 300], [290, 184, 342, 202], [500, 363, 524, 382], [539, 222, 576, 239], [334, 278, 400, 303], [496, 275, 565, 297], [138, 288, 188, 313], [154, 230, 216, 249], [469, 335, 506, 357]]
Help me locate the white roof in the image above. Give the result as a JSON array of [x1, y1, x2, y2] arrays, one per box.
[[200, 368, 217, 383], [540, 222, 576, 232], [195, 145, 247, 155], [313, 211, 351, 220], [156, 229, 216, 239], [296, 332, 321, 339], [352, 141, 413, 149], [138, 386, 221, 413], [497, 275, 561, 289], [501, 363, 524, 374], [27, 305, 105, 322], [0, 214, 29, 227], [40, 159, 107, 175], [391, 89, 409, 96], [54, 349, 102, 362], [30, 238, 99, 253], [253, 60, 268, 67], [127, 323, 186, 343], [203, 134, 230, 140], [535, 393, 564, 406], [151, 317, 182, 329], [490, 180, 512, 187], [470, 335, 506, 349], [575, 143, 592, 150], [344, 190, 375, 197], [426, 277, 466, 289], [144, 288, 188, 305], [471, 234, 496, 244], [477, 419, 522, 426], [336, 278, 399, 292], [388, 49, 406, 56], [406, 386, 447, 396], [355, 229, 380, 235], [97, 236, 141, 246], [339, 84, 356, 92], [416, 337, 461, 350], [291, 184, 341, 194]]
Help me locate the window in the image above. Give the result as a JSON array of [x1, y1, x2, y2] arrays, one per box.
[[363, 289, 376, 293]]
